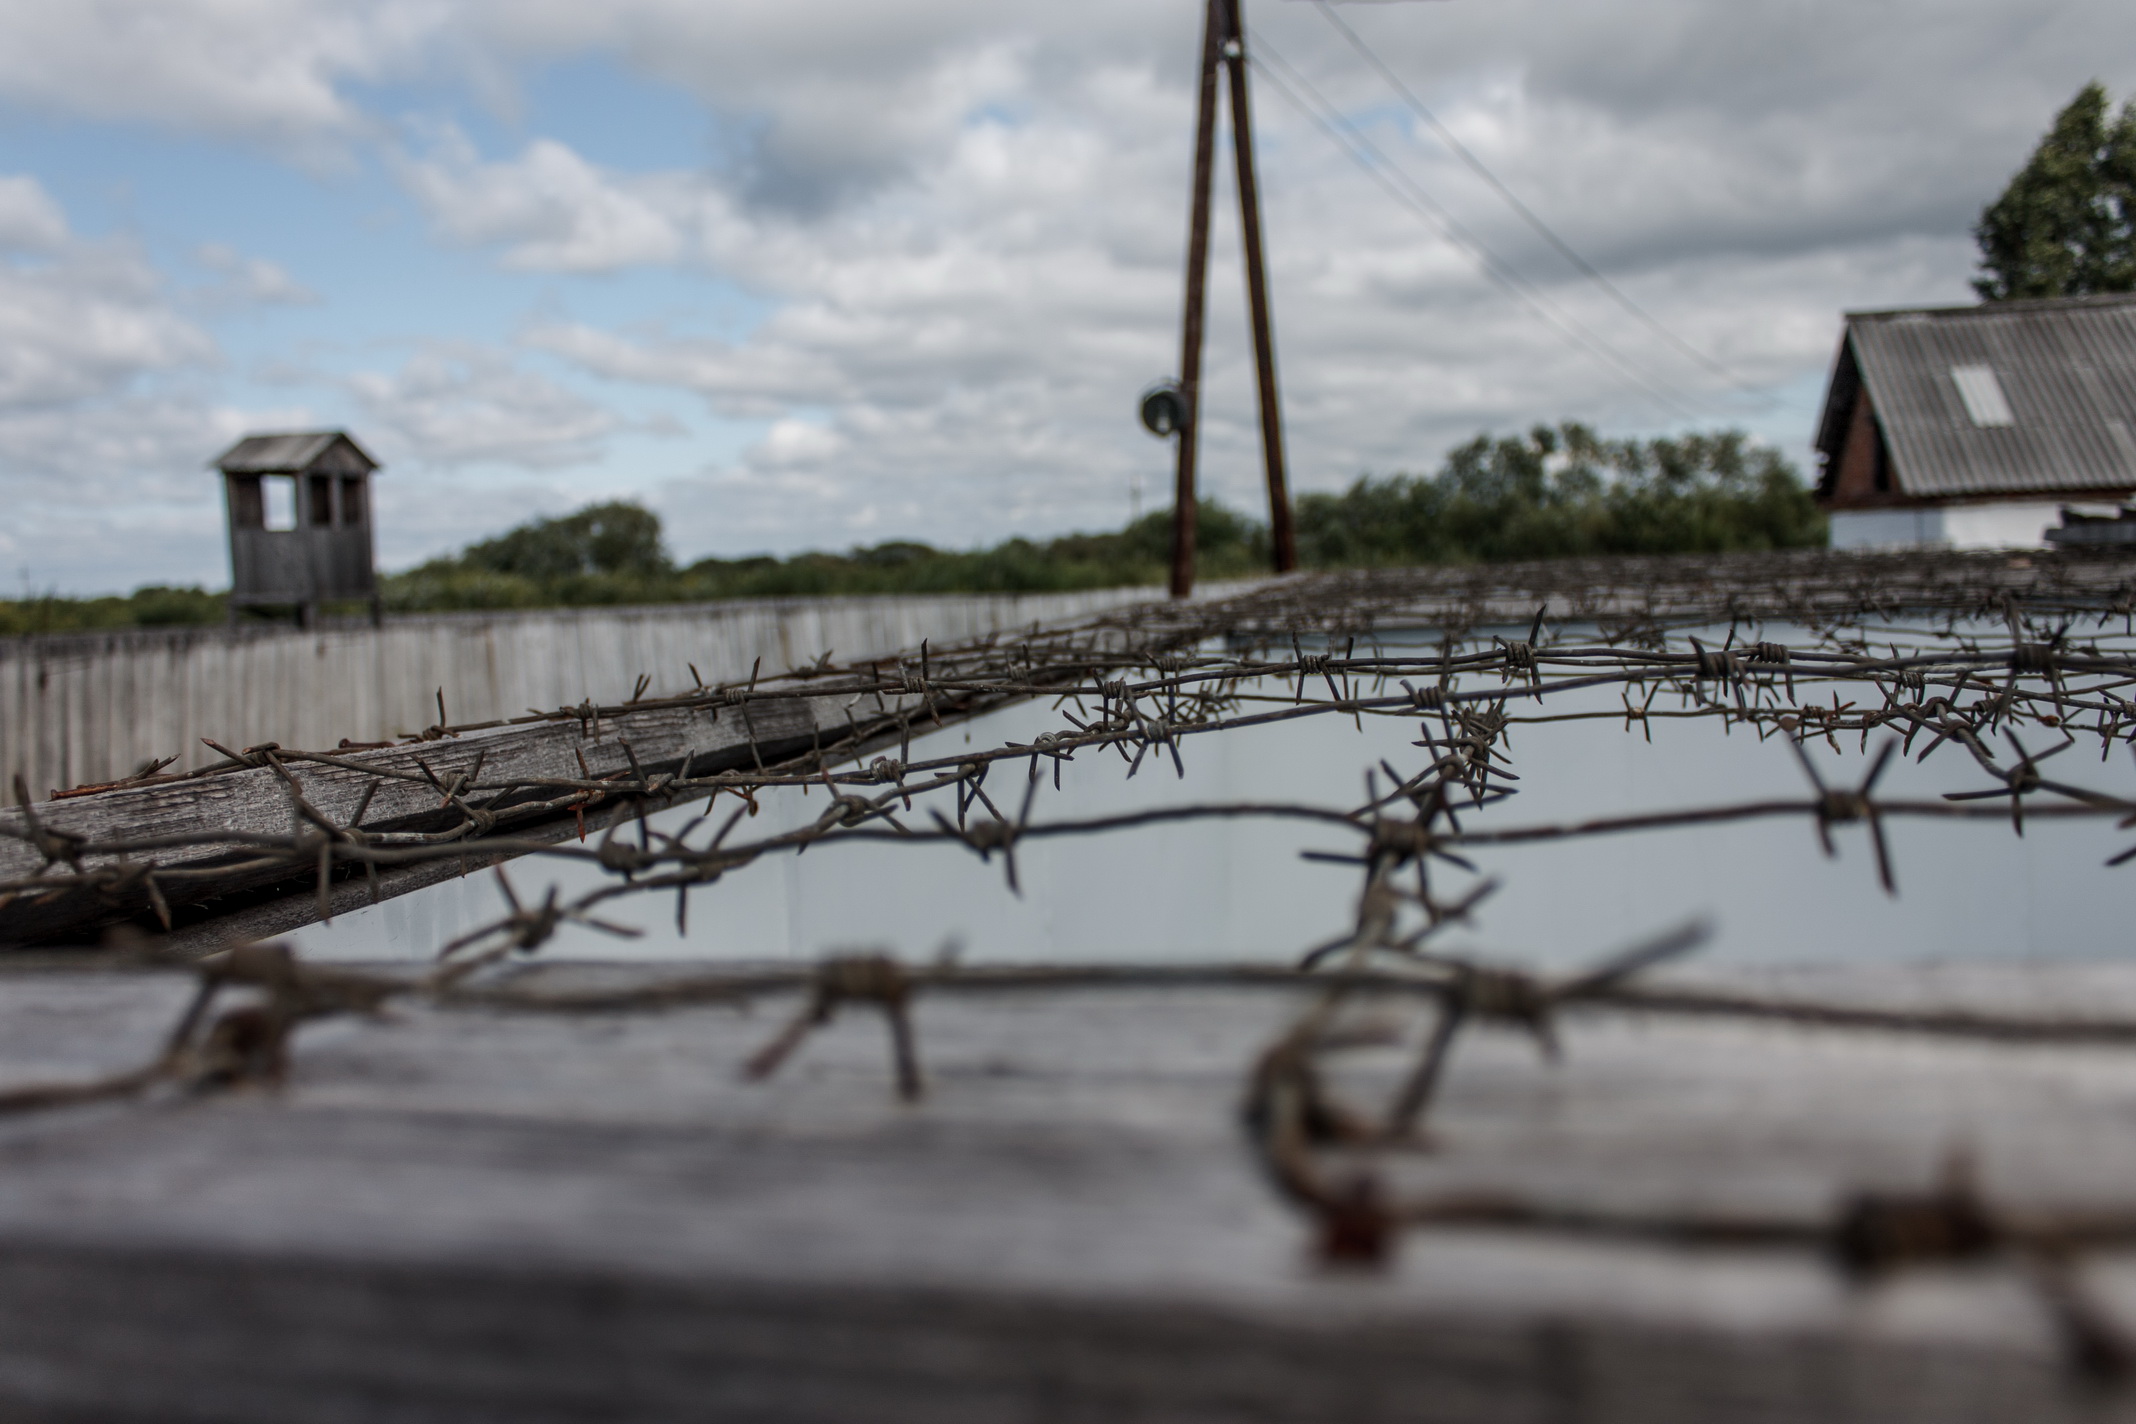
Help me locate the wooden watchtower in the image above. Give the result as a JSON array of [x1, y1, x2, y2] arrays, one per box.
[[212, 431, 381, 626]]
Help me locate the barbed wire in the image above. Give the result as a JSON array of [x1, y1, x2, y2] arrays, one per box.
[[10, 548, 2136, 1380], [9, 582, 2136, 926]]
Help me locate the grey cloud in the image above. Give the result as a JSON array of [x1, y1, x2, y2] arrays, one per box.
[[348, 346, 620, 468], [0, 0, 453, 158], [0, 393, 293, 592], [1261, 0, 2136, 272], [524, 323, 848, 417], [395, 127, 694, 270], [0, 228, 216, 410], [0, 174, 67, 250], [0, 175, 311, 591], [474, 2, 1108, 217]]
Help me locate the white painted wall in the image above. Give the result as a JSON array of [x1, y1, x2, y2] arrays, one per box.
[[1827, 509, 1940, 549], [1828, 501, 2067, 551], [1939, 501, 2069, 548], [0, 587, 1201, 805]]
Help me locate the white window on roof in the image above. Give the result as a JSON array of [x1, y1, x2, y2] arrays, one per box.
[[1949, 364, 2015, 427]]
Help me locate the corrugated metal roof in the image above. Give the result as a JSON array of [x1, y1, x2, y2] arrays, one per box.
[[211, 431, 378, 475], [1821, 294, 2136, 499]]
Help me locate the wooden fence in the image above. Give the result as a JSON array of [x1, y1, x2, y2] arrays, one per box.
[[0, 589, 1169, 804]]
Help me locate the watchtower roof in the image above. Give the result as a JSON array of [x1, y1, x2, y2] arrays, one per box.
[[212, 431, 378, 477]]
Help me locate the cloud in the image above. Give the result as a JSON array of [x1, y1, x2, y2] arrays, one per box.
[[524, 322, 839, 418], [396, 127, 696, 270], [0, 388, 302, 592], [755, 417, 844, 468], [432, 0, 2126, 558], [0, 195, 216, 409], [0, 178, 320, 589], [456, 2, 1058, 215], [0, 0, 450, 156], [0, 174, 67, 251], [348, 345, 619, 468], [193, 242, 320, 308], [2, 0, 2133, 575]]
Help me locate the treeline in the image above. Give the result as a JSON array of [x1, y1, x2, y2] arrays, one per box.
[[0, 423, 1823, 632], [1294, 424, 1824, 565], [0, 585, 228, 637], [375, 499, 1272, 610]]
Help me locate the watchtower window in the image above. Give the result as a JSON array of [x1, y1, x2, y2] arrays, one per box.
[[262, 476, 296, 531], [340, 476, 366, 526], [229, 475, 264, 529], [309, 474, 334, 526]]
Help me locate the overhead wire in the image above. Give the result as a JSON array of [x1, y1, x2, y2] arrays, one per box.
[[1308, 0, 1772, 404], [1242, 34, 1708, 421]]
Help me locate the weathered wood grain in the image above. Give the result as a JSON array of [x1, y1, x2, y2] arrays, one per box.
[[2, 963, 2136, 1421], [0, 694, 829, 945]]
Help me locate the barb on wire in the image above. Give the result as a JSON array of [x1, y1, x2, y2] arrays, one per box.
[[429, 868, 641, 988], [1788, 735, 1901, 893], [743, 954, 923, 1101], [1383, 918, 1712, 1137], [12, 549, 2136, 1391]]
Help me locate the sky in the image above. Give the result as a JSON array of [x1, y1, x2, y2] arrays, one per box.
[[0, 0, 2130, 595]]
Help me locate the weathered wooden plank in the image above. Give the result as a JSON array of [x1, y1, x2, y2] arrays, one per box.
[[1, 963, 2135, 1421], [7, 698, 806, 860], [0, 693, 828, 945]]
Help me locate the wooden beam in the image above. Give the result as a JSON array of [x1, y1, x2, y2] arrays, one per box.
[[0, 695, 829, 947], [0, 962, 2132, 1420]]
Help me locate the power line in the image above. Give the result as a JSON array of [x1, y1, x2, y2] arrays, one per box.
[[1248, 45, 1701, 420], [1309, 0, 1761, 396], [1243, 36, 1707, 421]]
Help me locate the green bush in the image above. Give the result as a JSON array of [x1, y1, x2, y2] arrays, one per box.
[[0, 585, 227, 635], [129, 586, 230, 626]]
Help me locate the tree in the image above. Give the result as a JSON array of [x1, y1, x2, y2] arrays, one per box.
[[461, 501, 672, 580], [1290, 423, 1823, 566], [1974, 82, 2136, 301]]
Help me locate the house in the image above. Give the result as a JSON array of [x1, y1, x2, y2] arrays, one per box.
[[212, 430, 381, 625], [1813, 293, 2136, 548]]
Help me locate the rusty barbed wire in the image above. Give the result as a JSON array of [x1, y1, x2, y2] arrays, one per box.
[[11, 560, 2136, 927], [8, 549, 2136, 1383]]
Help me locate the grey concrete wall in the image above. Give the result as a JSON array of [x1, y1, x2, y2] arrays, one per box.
[[0, 589, 1170, 803]]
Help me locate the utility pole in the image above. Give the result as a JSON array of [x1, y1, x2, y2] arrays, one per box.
[[1160, 0, 1295, 600]]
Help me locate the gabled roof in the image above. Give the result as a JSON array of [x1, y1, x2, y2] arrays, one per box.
[[1813, 293, 2136, 500], [212, 431, 379, 476]]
